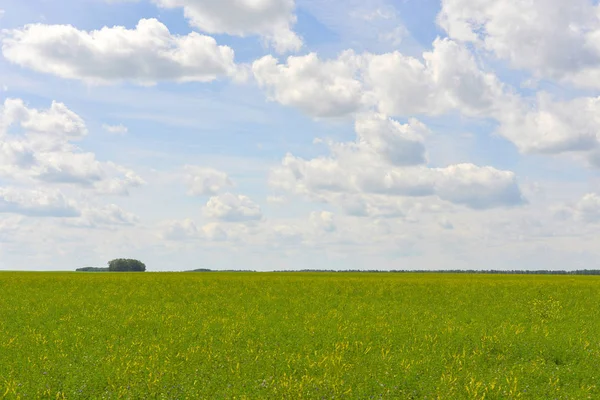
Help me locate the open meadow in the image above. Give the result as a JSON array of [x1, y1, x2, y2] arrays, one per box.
[[1, 272, 600, 399]]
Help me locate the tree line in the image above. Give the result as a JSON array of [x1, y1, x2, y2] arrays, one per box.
[[276, 269, 600, 275], [77, 259, 146, 272], [78, 263, 600, 275]]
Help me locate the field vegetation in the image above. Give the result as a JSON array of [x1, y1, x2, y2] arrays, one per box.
[[1, 272, 599, 398]]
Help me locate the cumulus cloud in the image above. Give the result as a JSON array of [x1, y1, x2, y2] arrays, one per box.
[[94, 164, 145, 195], [0, 98, 144, 195], [252, 39, 513, 119], [2, 18, 237, 85], [354, 113, 428, 166], [153, 0, 302, 53], [365, 38, 512, 117], [252, 51, 364, 118], [270, 113, 525, 211], [437, 0, 600, 88], [183, 166, 233, 196], [204, 193, 263, 222], [433, 164, 525, 209], [250, 35, 598, 161], [497, 93, 600, 154], [0, 187, 79, 218], [102, 124, 128, 135], [272, 155, 523, 210], [2, 98, 87, 142]]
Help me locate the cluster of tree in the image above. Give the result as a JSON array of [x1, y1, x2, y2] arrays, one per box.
[[108, 259, 146, 272], [77, 259, 147, 272]]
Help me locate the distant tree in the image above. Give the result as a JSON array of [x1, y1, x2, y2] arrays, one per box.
[[76, 267, 109, 272], [108, 258, 146, 272]]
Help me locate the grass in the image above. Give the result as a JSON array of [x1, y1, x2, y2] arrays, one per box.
[[1, 272, 599, 399]]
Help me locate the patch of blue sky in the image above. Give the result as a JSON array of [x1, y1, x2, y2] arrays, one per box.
[[393, 0, 444, 47]]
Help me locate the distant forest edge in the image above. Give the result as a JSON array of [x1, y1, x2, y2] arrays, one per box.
[[183, 269, 600, 275], [76, 259, 146, 272], [75, 267, 600, 275], [76, 267, 109, 272]]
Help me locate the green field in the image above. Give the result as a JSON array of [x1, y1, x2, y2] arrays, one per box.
[[1, 272, 600, 399]]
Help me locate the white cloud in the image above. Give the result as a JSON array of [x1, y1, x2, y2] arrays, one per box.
[[365, 38, 512, 117], [270, 114, 525, 211], [94, 164, 145, 195], [321, 194, 409, 218], [271, 114, 431, 197], [74, 204, 139, 228], [204, 192, 263, 222], [273, 156, 524, 210], [153, 0, 302, 53], [158, 219, 244, 242], [201, 222, 229, 241], [102, 124, 128, 135], [250, 35, 599, 162], [497, 93, 600, 154], [0, 187, 79, 218], [0, 98, 144, 195], [267, 195, 287, 205], [2, 19, 237, 85], [269, 224, 304, 245], [574, 194, 600, 223], [433, 164, 525, 209], [352, 6, 396, 22], [438, 218, 454, 230], [183, 166, 233, 196], [558, 193, 600, 223], [0, 141, 37, 176], [324, 194, 451, 219], [0, 216, 22, 242], [437, 0, 600, 88], [252, 39, 513, 119], [354, 112, 428, 166], [159, 218, 199, 241], [310, 211, 336, 233], [378, 26, 408, 46], [2, 98, 87, 142], [36, 152, 106, 185], [252, 51, 364, 118]]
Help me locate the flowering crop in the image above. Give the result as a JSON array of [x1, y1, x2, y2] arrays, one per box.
[[0, 272, 599, 398]]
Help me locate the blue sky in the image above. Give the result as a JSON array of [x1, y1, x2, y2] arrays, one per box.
[[1, 0, 600, 271]]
